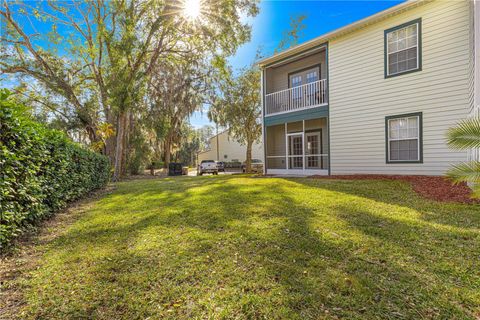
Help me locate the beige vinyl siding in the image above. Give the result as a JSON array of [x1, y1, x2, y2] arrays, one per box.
[[266, 51, 326, 94], [329, 0, 472, 175], [197, 131, 263, 163]]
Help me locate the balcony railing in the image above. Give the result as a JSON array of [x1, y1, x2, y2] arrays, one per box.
[[265, 79, 327, 116]]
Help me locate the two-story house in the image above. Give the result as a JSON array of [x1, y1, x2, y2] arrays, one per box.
[[260, 0, 480, 176]]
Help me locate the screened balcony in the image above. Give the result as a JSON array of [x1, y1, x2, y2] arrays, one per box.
[[264, 47, 328, 117]]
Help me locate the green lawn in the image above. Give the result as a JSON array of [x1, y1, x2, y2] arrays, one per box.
[[8, 175, 480, 319]]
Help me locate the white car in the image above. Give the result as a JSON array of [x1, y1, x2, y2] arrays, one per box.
[[198, 160, 218, 175]]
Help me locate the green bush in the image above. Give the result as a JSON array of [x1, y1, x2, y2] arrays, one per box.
[[0, 90, 110, 248]]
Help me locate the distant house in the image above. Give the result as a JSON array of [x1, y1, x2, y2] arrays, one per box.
[[197, 130, 263, 164], [259, 0, 480, 176]]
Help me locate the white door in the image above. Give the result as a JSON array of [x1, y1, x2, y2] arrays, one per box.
[[305, 131, 322, 169], [289, 74, 303, 107], [289, 67, 320, 107], [287, 133, 303, 169]]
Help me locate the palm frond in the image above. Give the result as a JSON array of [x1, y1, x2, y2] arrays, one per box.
[[447, 162, 480, 199], [471, 187, 480, 199], [447, 118, 480, 150], [446, 161, 480, 185]]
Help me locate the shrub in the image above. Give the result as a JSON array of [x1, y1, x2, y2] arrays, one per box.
[[0, 90, 110, 248], [446, 118, 480, 197]]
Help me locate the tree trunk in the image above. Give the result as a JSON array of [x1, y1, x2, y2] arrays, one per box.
[[105, 110, 116, 164], [85, 125, 98, 146], [121, 112, 129, 176], [216, 129, 220, 161], [245, 140, 253, 173], [164, 136, 172, 169], [112, 111, 127, 181]]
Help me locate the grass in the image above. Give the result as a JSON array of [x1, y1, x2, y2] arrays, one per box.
[[4, 175, 480, 319]]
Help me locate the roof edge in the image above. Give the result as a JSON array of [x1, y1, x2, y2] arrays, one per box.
[[259, 0, 430, 67]]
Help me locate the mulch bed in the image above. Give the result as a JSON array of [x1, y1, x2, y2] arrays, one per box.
[[310, 174, 477, 204]]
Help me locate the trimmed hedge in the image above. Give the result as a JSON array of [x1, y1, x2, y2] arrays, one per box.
[[0, 90, 110, 248]]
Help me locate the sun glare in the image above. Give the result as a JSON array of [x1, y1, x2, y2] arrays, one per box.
[[183, 0, 201, 20]]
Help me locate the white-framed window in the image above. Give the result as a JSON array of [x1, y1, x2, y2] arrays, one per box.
[[385, 19, 421, 77], [306, 70, 318, 83], [290, 75, 302, 88], [289, 66, 320, 87], [386, 113, 422, 163]]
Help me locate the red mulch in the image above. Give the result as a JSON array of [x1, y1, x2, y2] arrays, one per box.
[[310, 174, 477, 204]]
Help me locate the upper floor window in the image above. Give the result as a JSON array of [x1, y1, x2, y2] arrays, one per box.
[[288, 65, 322, 106], [386, 112, 423, 163], [290, 75, 302, 88], [289, 66, 320, 87], [306, 70, 318, 83], [290, 74, 302, 101], [385, 19, 422, 78]]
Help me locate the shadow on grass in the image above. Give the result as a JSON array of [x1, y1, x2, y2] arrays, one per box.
[[297, 177, 480, 231], [21, 175, 480, 319]]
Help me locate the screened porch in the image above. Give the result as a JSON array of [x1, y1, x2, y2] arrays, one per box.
[[265, 118, 329, 175]]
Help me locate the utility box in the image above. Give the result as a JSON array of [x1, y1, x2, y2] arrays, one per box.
[[168, 163, 183, 176]]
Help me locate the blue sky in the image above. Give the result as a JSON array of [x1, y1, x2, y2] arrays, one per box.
[[189, 0, 405, 128], [2, 1, 405, 128]]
